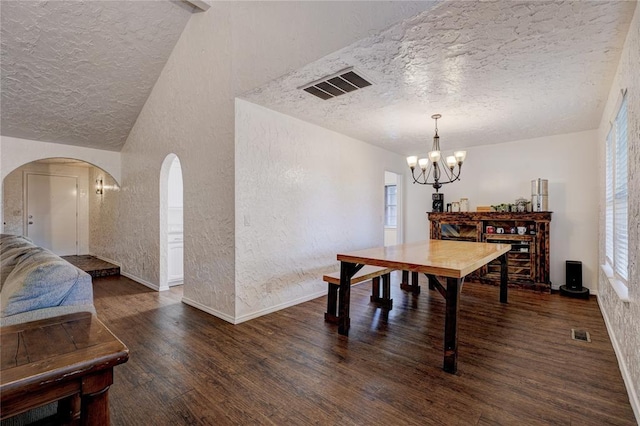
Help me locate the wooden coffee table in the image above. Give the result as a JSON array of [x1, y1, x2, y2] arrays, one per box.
[[1, 312, 129, 425]]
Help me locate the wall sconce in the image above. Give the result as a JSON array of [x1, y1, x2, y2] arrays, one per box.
[[96, 178, 104, 195]]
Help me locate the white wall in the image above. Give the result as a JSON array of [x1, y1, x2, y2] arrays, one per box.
[[596, 4, 640, 421], [1, 136, 121, 184], [234, 99, 407, 321], [404, 130, 599, 292]]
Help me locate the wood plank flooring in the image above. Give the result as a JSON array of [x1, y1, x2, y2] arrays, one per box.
[[91, 273, 636, 425]]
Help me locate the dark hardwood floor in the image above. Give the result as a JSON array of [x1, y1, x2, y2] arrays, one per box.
[[92, 273, 636, 425]]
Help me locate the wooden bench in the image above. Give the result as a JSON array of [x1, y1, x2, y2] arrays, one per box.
[[323, 265, 394, 324]]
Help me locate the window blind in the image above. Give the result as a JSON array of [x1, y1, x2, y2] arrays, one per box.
[[605, 129, 614, 264], [614, 96, 628, 281]]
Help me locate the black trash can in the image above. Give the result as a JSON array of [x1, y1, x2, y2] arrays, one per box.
[[560, 260, 590, 299]]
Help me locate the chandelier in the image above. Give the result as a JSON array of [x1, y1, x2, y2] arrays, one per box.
[[406, 114, 466, 192]]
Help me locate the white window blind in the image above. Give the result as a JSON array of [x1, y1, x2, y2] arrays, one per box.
[[605, 93, 628, 283], [614, 96, 628, 281], [605, 129, 614, 264]]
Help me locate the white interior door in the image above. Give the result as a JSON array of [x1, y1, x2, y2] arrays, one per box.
[[26, 173, 78, 256], [167, 158, 184, 285]]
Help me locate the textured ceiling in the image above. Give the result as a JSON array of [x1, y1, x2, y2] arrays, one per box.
[[1, 1, 636, 155], [1, 0, 194, 151], [242, 1, 636, 155]]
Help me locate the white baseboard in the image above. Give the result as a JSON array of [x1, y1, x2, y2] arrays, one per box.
[[168, 279, 184, 287], [234, 290, 326, 324], [181, 297, 236, 323], [120, 270, 160, 292], [182, 290, 326, 325], [597, 294, 640, 423]]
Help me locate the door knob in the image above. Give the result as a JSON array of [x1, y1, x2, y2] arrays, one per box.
[[28, 221, 34, 225]]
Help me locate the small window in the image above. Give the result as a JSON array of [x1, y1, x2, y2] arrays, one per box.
[[385, 185, 397, 227]]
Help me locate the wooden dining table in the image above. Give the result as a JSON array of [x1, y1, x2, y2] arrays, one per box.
[[336, 239, 511, 374]]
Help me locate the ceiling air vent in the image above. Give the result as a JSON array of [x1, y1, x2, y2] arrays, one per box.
[[300, 67, 372, 100]]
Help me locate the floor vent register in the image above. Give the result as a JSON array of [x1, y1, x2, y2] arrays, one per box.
[[571, 329, 591, 342]]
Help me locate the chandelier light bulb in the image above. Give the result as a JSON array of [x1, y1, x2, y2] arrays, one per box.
[[454, 150, 467, 163], [406, 156, 418, 168], [446, 156, 457, 169], [428, 150, 441, 163], [418, 158, 429, 170]]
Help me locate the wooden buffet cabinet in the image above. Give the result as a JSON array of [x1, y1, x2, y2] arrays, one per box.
[[428, 212, 552, 292]]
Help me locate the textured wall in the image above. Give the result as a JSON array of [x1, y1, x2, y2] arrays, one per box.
[[2, 171, 22, 235], [235, 99, 407, 320], [596, 4, 640, 420], [92, 2, 441, 320], [405, 130, 599, 292], [2, 161, 91, 254], [95, 6, 236, 315], [88, 166, 121, 264]]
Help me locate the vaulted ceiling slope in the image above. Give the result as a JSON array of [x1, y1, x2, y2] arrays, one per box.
[[0, 0, 195, 151], [243, 1, 636, 154]]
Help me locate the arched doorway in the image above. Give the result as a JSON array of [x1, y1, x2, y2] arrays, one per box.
[[1, 157, 119, 256], [159, 154, 183, 291]]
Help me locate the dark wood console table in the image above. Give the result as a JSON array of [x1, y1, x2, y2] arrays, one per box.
[[1, 312, 129, 425], [428, 211, 552, 292]]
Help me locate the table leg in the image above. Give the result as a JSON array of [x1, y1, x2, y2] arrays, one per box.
[[338, 261, 355, 336], [58, 393, 81, 424], [499, 253, 508, 303], [443, 277, 461, 374], [81, 370, 113, 426]]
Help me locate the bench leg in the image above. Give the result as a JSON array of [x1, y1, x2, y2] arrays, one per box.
[[371, 276, 381, 301], [382, 273, 393, 309], [370, 274, 393, 310], [428, 274, 437, 290], [324, 283, 339, 324], [400, 270, 421, 294]]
